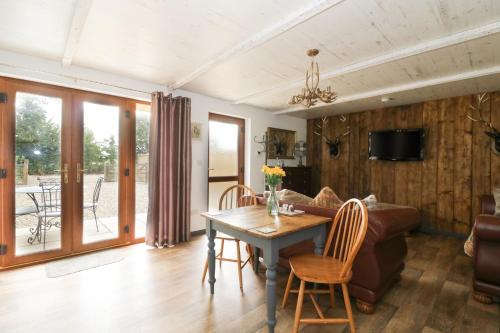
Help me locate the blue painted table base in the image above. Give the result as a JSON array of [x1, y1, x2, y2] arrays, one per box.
[[206, 219, 326, 333]]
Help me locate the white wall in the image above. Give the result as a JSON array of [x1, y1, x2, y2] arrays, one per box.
[[184, 90, 306, 231], [0, 49, 307, 232]]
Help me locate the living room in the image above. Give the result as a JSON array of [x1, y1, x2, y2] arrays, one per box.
[[0, 1, 499, 332]]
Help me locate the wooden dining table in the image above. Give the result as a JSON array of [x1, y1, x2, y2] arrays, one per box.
[[201, 205, 331, 333]]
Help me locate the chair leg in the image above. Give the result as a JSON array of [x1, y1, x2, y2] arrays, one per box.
[[219, 239, 225, 267], [341, 283, 355, 333], [236, 240, 243, 291], [202, 257, 209, 283], [246, 244, 254, 266], [293, 280, 305, 333], [282, 269, 295, 308], [42, 218, 47, 250], [92, 207, 99, 232], [329, 284, 335, 308]]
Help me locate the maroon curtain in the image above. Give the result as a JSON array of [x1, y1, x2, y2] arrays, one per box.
[[146, 92, 192, 247]]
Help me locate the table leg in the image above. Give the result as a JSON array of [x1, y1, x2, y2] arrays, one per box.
[[263, 242, 278, 333], [253, 246, 261, 272], [207, 222, 217, 295], [313, 223, 327, 255], [313, 224, 327, 298], [26, 193, 40, 212]]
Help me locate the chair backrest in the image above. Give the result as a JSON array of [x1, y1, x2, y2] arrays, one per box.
[[219, 184, 257, 211], [38, 177, 60, 186], [93, 177, 104, 204], [40, 182, 62, 213], [323, 198, 368, 279]]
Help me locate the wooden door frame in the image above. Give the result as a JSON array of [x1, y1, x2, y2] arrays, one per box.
[[71, 91, 130, 252], [0, 78, 73, 266], [0, 77, 148, 268], [207, 113, 246, 205]]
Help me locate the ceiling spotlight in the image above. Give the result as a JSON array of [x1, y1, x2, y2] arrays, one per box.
[[381, 96, 394, 103]]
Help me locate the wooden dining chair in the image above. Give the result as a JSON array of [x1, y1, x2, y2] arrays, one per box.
[[282, 198, 368, 333], [202, 184, 257, 291]]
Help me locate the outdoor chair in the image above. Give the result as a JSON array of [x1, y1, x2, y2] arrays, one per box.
[[31, 182, 62, 248], [83, 177, 104, 232]]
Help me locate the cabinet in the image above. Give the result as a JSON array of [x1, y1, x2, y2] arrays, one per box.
[[281, 167, 313, 197]]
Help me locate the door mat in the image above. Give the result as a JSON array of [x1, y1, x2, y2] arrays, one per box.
[[45, 250, 124, 278]]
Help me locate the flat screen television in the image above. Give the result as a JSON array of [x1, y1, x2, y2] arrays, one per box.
[[368, 128, 425, 161]]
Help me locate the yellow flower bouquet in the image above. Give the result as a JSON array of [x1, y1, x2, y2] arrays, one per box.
[[261, 165, 286, 216], [261, 165, 286, 186]]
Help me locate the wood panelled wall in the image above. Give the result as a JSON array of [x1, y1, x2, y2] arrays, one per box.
[[307, 92, 500, 236]]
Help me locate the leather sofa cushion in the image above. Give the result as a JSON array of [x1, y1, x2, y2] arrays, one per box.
[[475, 215, 500, 241], [481, 195, 496, 215], [256, 196, 420, 243]]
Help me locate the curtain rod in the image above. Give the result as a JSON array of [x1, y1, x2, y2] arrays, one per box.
[[0, 61, 164, 95]]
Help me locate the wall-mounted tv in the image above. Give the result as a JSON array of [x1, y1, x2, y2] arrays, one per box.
[[368, 128, 425, 161]]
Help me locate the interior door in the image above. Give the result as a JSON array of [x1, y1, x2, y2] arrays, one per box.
[[208, 113, 245, 211], [0, 79, 73, 266], [71, 93, 130, 252]]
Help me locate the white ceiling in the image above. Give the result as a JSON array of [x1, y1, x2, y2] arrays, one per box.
[[0, 0, 499, 118]]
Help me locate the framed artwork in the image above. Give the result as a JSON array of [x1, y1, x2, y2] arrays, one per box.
[[266, 127, 296, 160], [191, 122, 202, 140]]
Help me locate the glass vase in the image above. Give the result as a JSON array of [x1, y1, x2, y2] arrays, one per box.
[[267, 184, 279, 216]]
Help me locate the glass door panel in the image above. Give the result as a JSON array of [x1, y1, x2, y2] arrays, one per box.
[[81, 102, 120, 244], [208, 114, 244, 211], [208, 121, 239, 178], [14, 92, 63, 256], [134, 103, 150, 239]]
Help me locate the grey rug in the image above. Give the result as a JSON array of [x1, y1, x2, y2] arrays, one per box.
[[45, 250, 125, 278]]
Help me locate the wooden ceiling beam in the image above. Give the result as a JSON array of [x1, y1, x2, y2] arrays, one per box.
[[62, 0, 93, 67], [274, 65, 500, 115], [169, 0, 347, 90], [234, 21, 500, 105]]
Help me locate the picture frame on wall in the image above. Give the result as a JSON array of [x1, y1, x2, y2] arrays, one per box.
[[266, 127, 296, 160], [191, 122, 202, 140]]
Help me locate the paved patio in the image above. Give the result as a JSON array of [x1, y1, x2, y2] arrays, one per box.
[[15, 174, 148, 256]]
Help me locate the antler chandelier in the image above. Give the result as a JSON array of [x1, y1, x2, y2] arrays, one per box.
[[289, 49, 337, 108]]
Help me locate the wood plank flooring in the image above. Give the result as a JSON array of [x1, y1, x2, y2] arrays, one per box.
[[0, 233, 498, 333]]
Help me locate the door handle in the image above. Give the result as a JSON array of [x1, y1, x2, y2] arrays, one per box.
[[76, 163, 87, 184], [55, 164, 69, 184]]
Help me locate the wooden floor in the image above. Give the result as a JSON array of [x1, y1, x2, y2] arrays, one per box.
[[0, 233, 498, 333]]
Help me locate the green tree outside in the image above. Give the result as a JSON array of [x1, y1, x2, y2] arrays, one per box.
[[16, 96, 149, 176]]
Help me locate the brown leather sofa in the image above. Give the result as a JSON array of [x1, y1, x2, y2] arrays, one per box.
[[257, 197, 420, 314], [472, 195, 500, 303]]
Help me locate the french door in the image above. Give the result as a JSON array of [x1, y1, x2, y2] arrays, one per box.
[[0, 78, 147, 267], [207, 113, 245, 211]]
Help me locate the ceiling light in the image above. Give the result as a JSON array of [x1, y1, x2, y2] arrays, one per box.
[[289, 49, 337, 108], [381, 96, 394, 103]]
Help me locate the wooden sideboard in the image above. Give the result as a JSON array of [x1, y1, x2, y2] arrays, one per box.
[[281, 166, 313, 197]]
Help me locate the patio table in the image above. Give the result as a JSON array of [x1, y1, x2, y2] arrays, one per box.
[[15, 186, 45, 211]]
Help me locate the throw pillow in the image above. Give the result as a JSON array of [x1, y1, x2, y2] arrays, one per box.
[[494, 188, 500, 216], [361, 193, 377, 208], [464, 230, 474, 257], [309, 186, 344, 208], [277, 189, 313, 205]]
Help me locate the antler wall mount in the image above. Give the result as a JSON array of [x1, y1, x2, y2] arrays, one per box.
[[314, 115, 350, 159], [467, 93, 500, 155]]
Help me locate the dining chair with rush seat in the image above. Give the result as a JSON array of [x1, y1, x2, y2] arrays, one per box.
[[282, 198, 369, 333], [202, 184, 257, 291]]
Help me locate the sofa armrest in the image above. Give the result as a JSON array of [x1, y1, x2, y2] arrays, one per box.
[[475, 214, 500, 241], [481, 195, 496, 215]]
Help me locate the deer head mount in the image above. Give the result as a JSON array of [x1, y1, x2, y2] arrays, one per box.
[[467, 93, 500, 154], [314, 115, 350, 158]]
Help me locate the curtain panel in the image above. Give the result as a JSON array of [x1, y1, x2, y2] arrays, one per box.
[[146, 92, 192, 247]]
